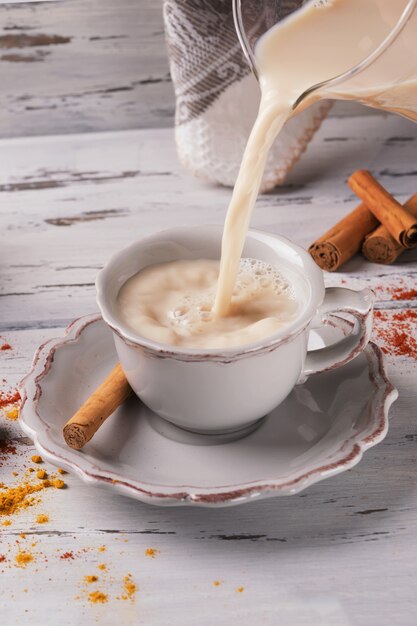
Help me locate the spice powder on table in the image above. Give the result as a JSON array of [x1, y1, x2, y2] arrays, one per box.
[[15, 551, 33, 567], [0, 482, 48, 517], [391, 288, 417, 301], [121, 574, 137, 601], [88, 591, 108, 604], [373, 310, 417, 359], [0, 389, 20, 409]]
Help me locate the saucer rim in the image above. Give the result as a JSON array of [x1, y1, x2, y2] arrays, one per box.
[[18, 314, 398, 508]]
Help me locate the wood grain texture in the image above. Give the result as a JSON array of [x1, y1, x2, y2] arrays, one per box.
[[1, 113, 417, 625], [0, 0, 174, 138], [0, 0, 379, 139], [1, 114, 416, 331]]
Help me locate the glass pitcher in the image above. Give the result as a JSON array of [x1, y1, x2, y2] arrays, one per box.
[[233, 0, 417, 122]]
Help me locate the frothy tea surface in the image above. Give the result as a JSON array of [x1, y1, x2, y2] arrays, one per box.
[[117, 259, 299, 349]]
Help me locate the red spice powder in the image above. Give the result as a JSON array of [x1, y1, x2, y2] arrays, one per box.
[[391, 288, 417, 301], [60, 551, 75, 560], [374, 310, 417, 358], [0, 344, 12, 351], [0, 389, 21, 409], [0, 555, 6, 562], [0, 439, 17, 458]]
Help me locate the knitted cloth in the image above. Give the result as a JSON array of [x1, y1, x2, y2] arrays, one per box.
[[163, 0, 330, 191]]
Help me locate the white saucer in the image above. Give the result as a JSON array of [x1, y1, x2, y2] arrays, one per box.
[[19, 314, 397, 508]]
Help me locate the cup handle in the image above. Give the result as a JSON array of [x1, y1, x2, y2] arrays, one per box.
[[302, 287, 374, 378]]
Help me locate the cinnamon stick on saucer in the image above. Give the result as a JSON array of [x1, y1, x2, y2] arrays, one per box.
[[349, 170, 417, 248], [63, 364, 131, 450], [308, 203, 378, 271], [363, 193, 417, 264]]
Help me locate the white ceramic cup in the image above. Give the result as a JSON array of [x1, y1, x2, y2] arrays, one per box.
[[96, 226, 374, 436]]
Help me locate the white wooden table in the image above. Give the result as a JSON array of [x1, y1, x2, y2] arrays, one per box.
[[1, 113, 417, 626]]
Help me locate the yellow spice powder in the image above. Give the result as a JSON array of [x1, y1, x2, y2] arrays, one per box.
[[36, 514, 49, 524], [0, 482, 47, 516], [31, 455, 42, 464], [145, 548, 159, 558], [85, 575, 98, 583], [88, 591, 108, 604], [15, 552, 33, 567], [122, 574, 137, 600], [0, 467, 65, 519], [5, 407, 19, 421], [97, 563, 106, 571]]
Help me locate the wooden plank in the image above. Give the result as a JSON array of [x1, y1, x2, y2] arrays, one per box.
[[1, 327, 417, 625], [0, 0, 379, 139], [0, 114, 416, 330], [1, 114, 417, 625], [0, 0, 174, 138]]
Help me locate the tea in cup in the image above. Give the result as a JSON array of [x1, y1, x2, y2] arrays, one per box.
[[96, 225, 373, 436]]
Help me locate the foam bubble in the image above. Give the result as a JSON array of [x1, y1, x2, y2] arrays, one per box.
[[168, 258, 294, 337], [237, 258, 292, 297]]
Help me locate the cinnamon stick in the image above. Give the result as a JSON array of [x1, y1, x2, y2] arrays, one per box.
[[362, 192, 417, 264], [308, 203, 379, 271], [63, 363, 132, 450], [348, 170, 417, 248]]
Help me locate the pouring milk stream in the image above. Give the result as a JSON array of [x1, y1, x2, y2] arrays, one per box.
[[119, 0, 417, 348], [214, 0, 416, 316]]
